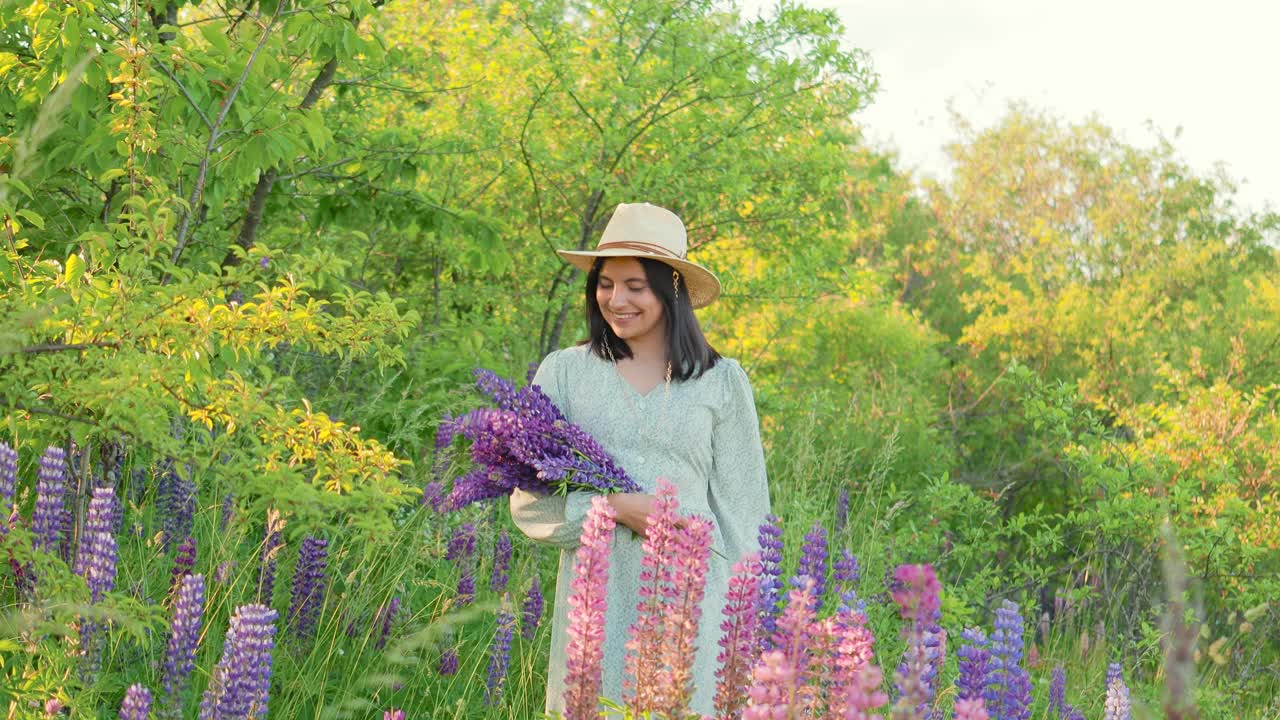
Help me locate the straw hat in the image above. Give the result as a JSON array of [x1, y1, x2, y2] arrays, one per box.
[[557, 202, 722, 309]]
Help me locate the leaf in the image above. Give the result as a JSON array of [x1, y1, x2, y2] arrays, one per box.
[[63, 253, 84, 285], [15, 209, 44, 229]]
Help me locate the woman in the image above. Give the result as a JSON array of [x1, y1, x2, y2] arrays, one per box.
[[509, 202, 772, 715]]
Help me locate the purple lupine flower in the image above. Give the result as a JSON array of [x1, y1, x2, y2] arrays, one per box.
[[957, 627, 993, 702], [526, 361, 540, 385], [220, 494, 235, 528], [1049, 665, 1067, 716], [793, 521, 829, 611], [755, 514, 784, 649], [490, 529, 512, 594], [1106, 662, 1124, 691], [198, 604, 278, 719], [0, 441, 17, 532], [76, 486, 119, 602], [33, 446, 69, 555], [441, 370, 642, 509], [375, 596, 400, 650], [456, 572, 476, 606], [835, 486, 851, 532], [833, 548, 860, 600], [287, 536, 328, 639], [485, 604, 516, 705], [161, 573, 205, 720], [522, 575, 543, 640], [170, 536, 197, 592], [438, 647, 459, 676], [157, 462, 195, 554], [120, 684, 152, 720], [986, 600, 1032, 720], [446, 523, 476, 562], [421, 480, 444, 511], [257, 513, 284, 604]]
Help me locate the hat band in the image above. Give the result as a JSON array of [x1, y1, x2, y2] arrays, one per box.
[[596, 240, 686, 260]]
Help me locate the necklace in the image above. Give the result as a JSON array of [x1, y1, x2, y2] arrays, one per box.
[[602, 335, 673, 449]]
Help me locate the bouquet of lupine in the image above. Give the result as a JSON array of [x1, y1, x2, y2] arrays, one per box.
[[437, 369, 642, 510]]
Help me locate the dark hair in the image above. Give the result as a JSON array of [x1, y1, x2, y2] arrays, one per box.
[[582, 257, 720, 381]]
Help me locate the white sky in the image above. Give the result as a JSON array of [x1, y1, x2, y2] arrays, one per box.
[[745, 0, 1280, 214]]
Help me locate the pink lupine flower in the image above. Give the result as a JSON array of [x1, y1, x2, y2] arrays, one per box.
[[772, 579, 818, 684], [563, 496, 617, 720], [953, 698, 989, 720], [715, 553, 763, 719], [743, 650, 799, 720], [844, 662, 890, 720], [890, 565, 941, 624], [824, 604, 877, 718], [654, 514, 714, 717], [624, 479, 682, 708]]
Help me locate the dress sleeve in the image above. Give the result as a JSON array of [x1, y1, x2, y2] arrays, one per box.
[[707, 360, 772, 566], [508, 349, 595, 550]]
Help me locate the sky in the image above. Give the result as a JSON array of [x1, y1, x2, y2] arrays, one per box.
[[744, 0, 1280, 214]]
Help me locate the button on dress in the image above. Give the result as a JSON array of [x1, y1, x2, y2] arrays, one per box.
[[509, 344, 772, 715]]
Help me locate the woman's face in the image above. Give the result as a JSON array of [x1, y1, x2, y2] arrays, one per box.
[[596, 258, 665, 346]]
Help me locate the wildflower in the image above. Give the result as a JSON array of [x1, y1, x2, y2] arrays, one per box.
[[442, 369, 642, 509], [34, 446, 68, 555], [793, 521, 829, 612], [161, 574, 206, 720], [771, 579, 818, 688], [287, 536, 328, 640], [446, 523, 476, 562], [438, 647, 459, 676], [1103, 673, 1130, 720], [891, 564, 944, 720], [835, 486, 851, 532], [954, 698, 990, 720], [485, 603, 517, 705], [421, 480, 444, 511], [198, 603, 278, 719], [843, 662, 890, 720], [985, 600, 1032, 720], [157, 462, 195, 554], [522, 575, 544, 640], [44, 698, 65, 715], [957, 628, 992, 702], [563, 497, 616, 720], [833, 549, 860, 597], [120, 684, 153, 720], [374, 596, 400, 650], [170, 536, 197, 592], [715, 553, 762, 719], [1049, 665, 1066, 715], [220, 494, 234, 528], [755, 514, 785, 649], [743, 650, 798, 719], [828, 601, 877, 718], [0, 441, 17, 532], [490, 529, 512, 594], [654, 514, 714, 716], [383, 711, 405, 720], [75, 487, 120, 602]]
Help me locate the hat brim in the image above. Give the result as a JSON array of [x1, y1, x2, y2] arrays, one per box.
[[557, 248, 721, 309]]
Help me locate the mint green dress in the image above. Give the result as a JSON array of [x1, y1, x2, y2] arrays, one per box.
[[509, 344, 772, 716]]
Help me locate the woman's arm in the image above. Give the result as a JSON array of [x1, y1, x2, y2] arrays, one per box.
[[706, 360, 772, 565]]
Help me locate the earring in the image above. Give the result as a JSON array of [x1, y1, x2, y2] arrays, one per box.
[[672, 269, 681, 304]]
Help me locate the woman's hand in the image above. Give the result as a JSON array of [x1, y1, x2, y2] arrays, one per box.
[[606, 492, 658, 537]]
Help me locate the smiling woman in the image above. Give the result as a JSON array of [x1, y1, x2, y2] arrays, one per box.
[[507, 202, 773, 715]]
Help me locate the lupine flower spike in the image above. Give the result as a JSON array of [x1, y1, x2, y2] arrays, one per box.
[[119, 684, 153, 720], [563, 496, 617, 720], [198, 604, 278, 720], [714, 553, 762, 719], [755, 514, 785, 650], [485, 600, 516, 706], [890, 563, 942, 720], [34, 446, 69, 554], [0, 441, 17, 532], [522, 575, 544, 641], [986, 600, 1032, 720], [287, 536, 329, 640], [793, 521, 829, 613], [161, 574, 205, 720]]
